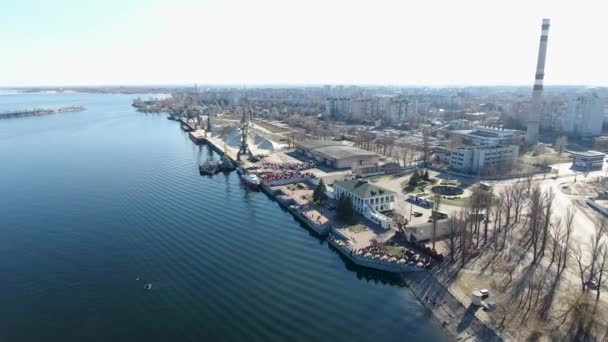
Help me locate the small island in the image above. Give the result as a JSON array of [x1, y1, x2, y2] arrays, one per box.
[[0, 106, 85, 120]]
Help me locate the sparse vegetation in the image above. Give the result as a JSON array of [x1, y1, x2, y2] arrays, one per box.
[[435, 176, 608, 340]]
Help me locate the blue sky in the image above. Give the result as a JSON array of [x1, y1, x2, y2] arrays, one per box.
[[1, 0, 606, 86]]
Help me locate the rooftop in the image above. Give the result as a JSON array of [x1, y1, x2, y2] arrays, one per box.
[[297, 139, 378, 160], [296, 139, 342, 150], [570, 150, 606, 158], [314, 145, 377, 160], [453, 145, 518, 151], [334, 179, 395, 198]]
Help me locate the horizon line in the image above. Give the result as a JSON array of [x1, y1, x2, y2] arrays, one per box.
[[1, 83, 606, 89]]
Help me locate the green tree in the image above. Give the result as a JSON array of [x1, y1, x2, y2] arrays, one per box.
[[313, 179, 328, 203], [409, 170, 420, 187], [337, 195, 354, 221], [422, 169, 430, 181]]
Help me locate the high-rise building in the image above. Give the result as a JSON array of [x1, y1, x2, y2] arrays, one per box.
[[562, 91, 605, 138], [325, 97, 351, 119]]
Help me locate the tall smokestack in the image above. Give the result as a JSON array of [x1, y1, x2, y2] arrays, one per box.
[[525, 18, 550, 145]]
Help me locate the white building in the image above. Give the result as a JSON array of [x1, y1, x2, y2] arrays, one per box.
[[449, 145, 519, 174], [562, 92, 605, 138], [451, 126, 522, 147], [333, 179, 395, 229]]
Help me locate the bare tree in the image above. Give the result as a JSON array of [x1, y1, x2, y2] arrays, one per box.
[[539, 188, 555, 259], [448, 215, 459, 261], [431, 194, 442, 251], [549, 217, 563, 267], [560, 206, 576, 274], [422, 128, 431, 167], [468, 185, 482, 247], [459, 209, 469, 267], [594, 244, 608, 301], [573, 244, 591, 292], [527, 186, 546, 263], [492, 195, 504, 248], [483, 188, 493, 245], [502, 184, 514, 226], [399, 145, 411, 167], [555, 135, 568, 156], [587, 219, 607, 284], [512, 182, 527, 223]]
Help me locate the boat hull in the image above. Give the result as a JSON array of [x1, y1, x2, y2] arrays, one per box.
[[241, 178, 261, 190]]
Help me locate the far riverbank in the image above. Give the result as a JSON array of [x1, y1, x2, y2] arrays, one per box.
[[0, 106, 85, 120]]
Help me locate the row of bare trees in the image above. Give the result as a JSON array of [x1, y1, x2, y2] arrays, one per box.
[[573, 219, 608, 300]]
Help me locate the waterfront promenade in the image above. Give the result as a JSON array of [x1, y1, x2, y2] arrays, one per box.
[[173, 117, 503, 341]]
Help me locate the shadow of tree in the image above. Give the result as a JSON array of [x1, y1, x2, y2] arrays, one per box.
[[457, 304, 480, 332]]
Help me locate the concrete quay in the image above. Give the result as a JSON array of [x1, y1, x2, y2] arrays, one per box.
[[178, 118, 196, 132], [261, 181, 330, 236], [188, 130, 207, 144], [326, 234, 426, 273]]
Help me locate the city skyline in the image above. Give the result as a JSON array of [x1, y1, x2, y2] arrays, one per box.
[[2, 0, 607, 87]]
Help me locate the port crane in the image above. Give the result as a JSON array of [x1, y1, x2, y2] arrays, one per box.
[[236, 104, 255, 161]]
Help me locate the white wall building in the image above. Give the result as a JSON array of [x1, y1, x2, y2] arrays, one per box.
[[333, 179, 395, 229], [449, 145, 519, 173], [452, 126, 521, 147], [562, 92, 605, 138]]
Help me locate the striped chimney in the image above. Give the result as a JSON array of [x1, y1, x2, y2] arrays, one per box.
[[525, 18, 550, 145]]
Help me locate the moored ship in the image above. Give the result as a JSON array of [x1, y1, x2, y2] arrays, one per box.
[[199, 160, 220, 175], [240, 172, 261, 190]]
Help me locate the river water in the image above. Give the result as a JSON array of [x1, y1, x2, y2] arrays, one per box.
[[0, 93, 445, 341]]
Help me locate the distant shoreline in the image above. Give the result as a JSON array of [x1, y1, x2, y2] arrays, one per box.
[[5, 87, 176, 95], [0, 106, 86, 120]]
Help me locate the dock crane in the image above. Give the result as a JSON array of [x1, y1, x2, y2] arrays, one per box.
[[236, 105, 255, 161]]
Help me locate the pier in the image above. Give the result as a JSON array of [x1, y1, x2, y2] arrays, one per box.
[[178, 118, 196, 132], [188, 130, 207, 144]]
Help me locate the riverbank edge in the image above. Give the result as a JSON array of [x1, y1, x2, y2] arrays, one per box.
[[403, 270, 503, 341], [183, 122, 504, 342]]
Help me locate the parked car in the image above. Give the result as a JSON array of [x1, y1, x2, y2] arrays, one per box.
[[585, 280, 599, 290], [413, 211, 423, 217], [480, 289, 489, 298], [483, 301, 496, 311]]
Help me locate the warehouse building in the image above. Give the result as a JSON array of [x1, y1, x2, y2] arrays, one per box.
[[295, 140, 379, 169]]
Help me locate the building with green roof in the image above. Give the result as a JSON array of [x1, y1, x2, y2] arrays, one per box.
[[333, 179, 396, 229]]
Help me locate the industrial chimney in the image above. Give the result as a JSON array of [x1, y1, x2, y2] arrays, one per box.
[[525, 18, 550, 146]]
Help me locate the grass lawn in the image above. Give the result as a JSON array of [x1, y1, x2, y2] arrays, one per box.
[[386, 246, 405, 257], [286, 184, 299, 191], [349, 224, 368, 233], [440, 197, 468, 207], [440, 179, 461, 187], [520, 153, 570, 166]]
